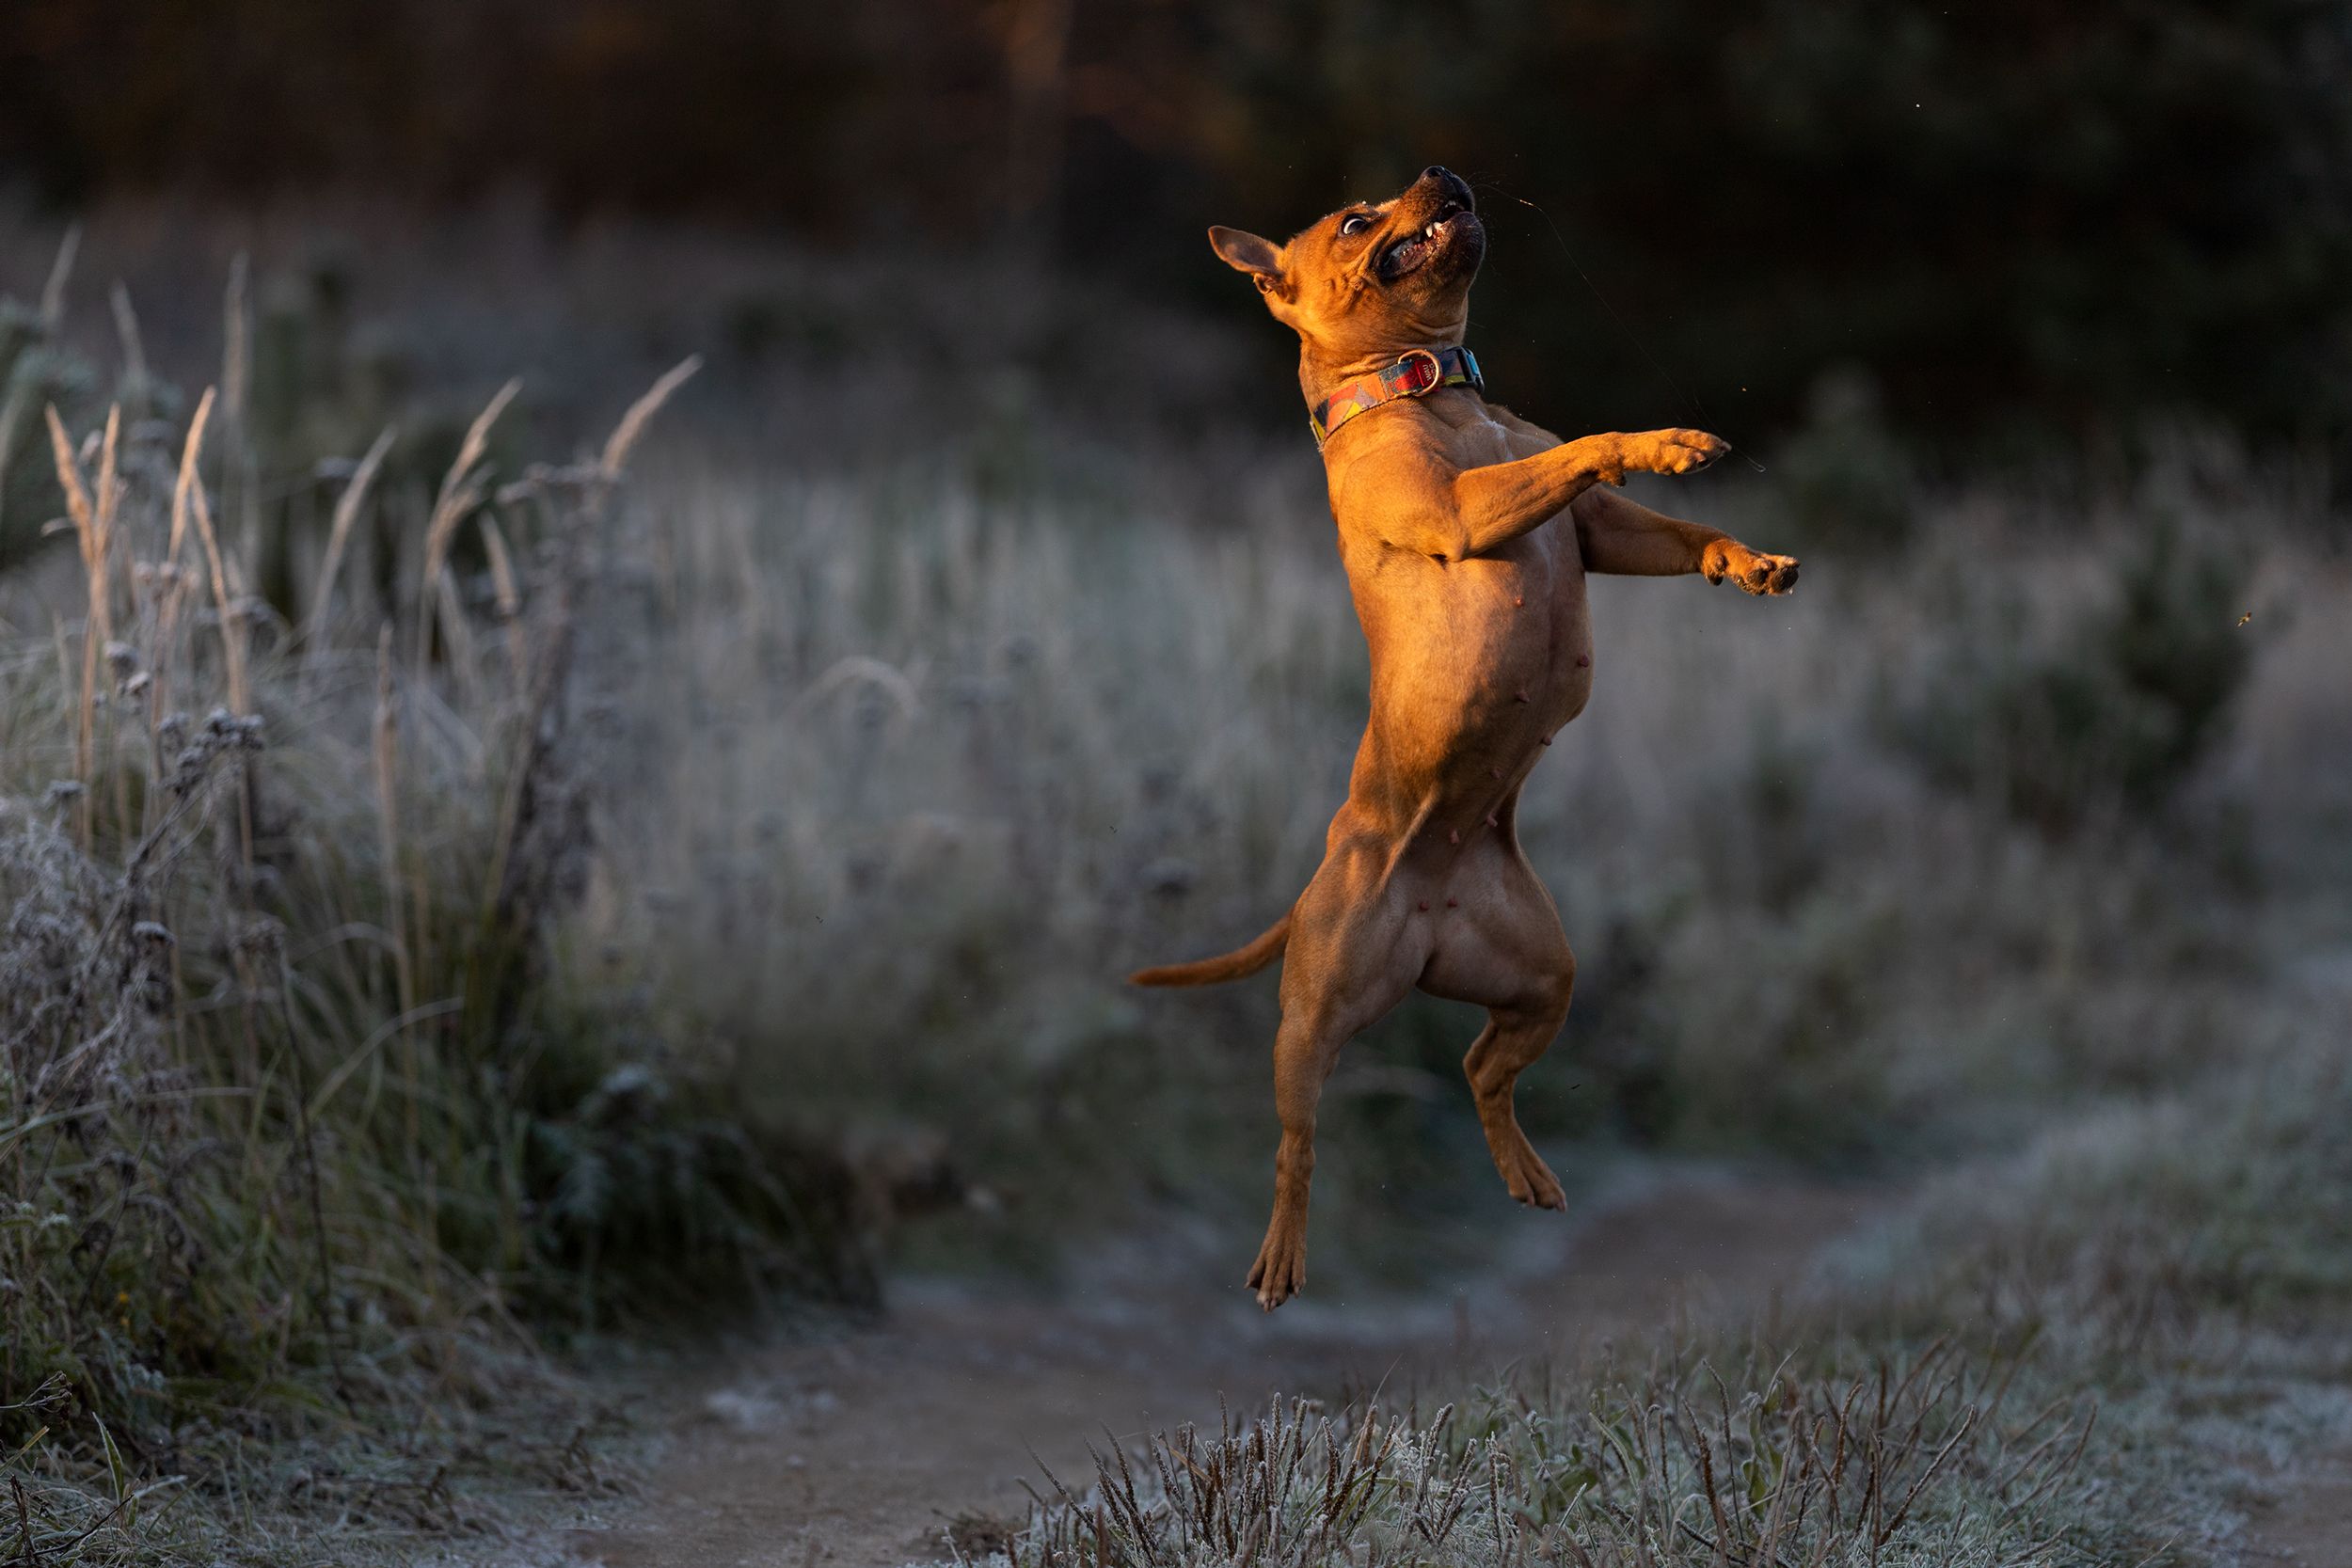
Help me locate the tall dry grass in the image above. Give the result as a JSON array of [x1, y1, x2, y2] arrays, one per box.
[[0, 237, 866, 1558]]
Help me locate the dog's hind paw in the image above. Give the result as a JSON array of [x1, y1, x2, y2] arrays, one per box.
[[1488, 1130, 1568, 1211], [1247, 1227, 1309, 1311], [1507, 1152, 1568, 1211]]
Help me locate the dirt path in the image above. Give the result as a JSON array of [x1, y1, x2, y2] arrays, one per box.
[[2243, 1460, 2352, 1568], [565, 1168, 1882, 1568]]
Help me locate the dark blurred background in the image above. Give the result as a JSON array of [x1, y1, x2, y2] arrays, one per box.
[[5, 0, 2348, 464]]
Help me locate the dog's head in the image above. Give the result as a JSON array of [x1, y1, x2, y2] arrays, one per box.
[[1209, 166, 1484, 372]]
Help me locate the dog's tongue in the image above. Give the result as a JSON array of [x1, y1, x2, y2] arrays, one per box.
[[1389, 236, 1427, 276]]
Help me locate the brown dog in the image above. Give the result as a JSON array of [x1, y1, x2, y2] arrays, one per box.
[[1130, 166, 1800, 1310]]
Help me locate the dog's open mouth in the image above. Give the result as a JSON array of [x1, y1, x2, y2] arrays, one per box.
[[1380, 200, 1469, 280]]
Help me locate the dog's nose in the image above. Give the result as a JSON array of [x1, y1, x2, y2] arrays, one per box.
[[1421, 166, 1472, 207]]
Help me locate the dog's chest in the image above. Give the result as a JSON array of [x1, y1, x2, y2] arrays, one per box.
[[1347, 529, 1594, 726]]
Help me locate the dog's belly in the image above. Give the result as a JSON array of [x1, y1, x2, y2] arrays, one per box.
[[1349, 540, 1593, 826]]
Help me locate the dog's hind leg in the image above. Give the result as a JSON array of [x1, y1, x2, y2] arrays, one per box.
[[1459, 991, 1574, 1209], [1419, 849, 1576, 1210], [1247, 836, 1422, 1310]]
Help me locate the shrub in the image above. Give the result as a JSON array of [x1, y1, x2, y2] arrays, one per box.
[[1770, 366, 1919, 553], [1883, 514, 2253, 834]]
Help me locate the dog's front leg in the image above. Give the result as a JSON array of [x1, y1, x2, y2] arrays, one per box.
[[1571, 487, 1801, 594], [1436, 429, 1727, 560]]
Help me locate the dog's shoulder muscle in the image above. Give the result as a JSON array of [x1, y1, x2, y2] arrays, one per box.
[[1323, 414, 1470, 559], [1327, 416, 1449, 499]]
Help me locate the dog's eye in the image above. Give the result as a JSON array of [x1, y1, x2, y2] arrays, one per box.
[[1340, 214, 1373, 236]]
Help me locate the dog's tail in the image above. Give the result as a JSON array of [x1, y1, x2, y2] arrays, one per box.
[[1127, 913, 1291, 988]]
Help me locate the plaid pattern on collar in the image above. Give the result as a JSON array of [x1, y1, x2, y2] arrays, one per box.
[[1309, 346, 1485, 447]]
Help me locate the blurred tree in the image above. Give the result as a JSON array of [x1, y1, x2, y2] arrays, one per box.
[[1, 0, 2344, 460]]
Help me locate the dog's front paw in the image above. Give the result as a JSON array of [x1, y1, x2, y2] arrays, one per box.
[[1703, 541, 1801, 594], [1626, 428, 1729, 478]]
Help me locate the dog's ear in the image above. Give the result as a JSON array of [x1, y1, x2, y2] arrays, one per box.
[[1208, 227, 1283, 293]]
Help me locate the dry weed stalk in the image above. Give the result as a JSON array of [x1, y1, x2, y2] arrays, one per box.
[[478, 512, 526, 685], [418, 378, 521, 674], [155, 388, 216, 734], [172, 392, 246, 718], [91, 410, 128, 833], [373, 621, 414, 1020], [38, 222, 78, 329], [0, 230, 79, 541], [43, 404, 116, 845], [601, 355, 701, 480], [218, 253, 247, 428], [302, 423, 397, 658], [108, 283, 149, 392]]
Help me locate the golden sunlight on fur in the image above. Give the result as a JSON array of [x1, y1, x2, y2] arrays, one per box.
[[1132, 166, 1800, 1309]]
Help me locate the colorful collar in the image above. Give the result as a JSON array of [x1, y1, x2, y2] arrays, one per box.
[[1308, 346, 1485, 447]]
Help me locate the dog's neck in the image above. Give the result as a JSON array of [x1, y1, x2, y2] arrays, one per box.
[[1298, 341, 1486, 448], [1297, 337, 1463, 406]]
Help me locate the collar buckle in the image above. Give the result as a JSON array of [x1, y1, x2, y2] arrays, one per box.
[[1309, 344, 1483, 449], [1392, 348, 1443, 397]]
